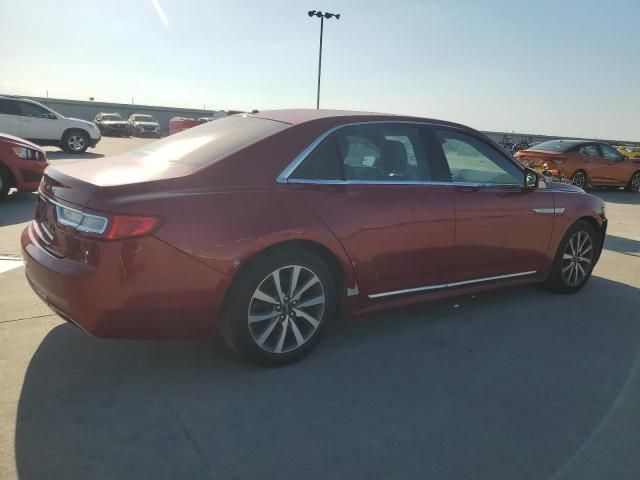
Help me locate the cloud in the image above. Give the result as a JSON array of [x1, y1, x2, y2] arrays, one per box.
[[150, 0, 169, 27]]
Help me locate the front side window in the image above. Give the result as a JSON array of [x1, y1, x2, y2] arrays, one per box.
[[18, 101, 53, 118], [580, 144, 600, 157], [600, 144, 622, 160], [435, 129, 523, 185]]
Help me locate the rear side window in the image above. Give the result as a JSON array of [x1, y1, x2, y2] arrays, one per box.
[[0, 99, 19, 115], [137, 116, 288, 167], [336, 124, 428, 181], [580, 145, 600, 157], [600, 144, 622, 160], [289, 137, 341, 180]]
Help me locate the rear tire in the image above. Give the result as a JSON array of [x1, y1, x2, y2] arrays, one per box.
[[220, 247, 336, 366], [0, 165, 12, 199], [62, 130, 89, 153], [625, 171, 640, 192], [543, 220, 599, 294], [571, 170, 587, 189]]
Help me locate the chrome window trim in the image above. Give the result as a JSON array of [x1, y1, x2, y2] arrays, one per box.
[[367, 270, 537, 299], [276, 120, 526, 187]]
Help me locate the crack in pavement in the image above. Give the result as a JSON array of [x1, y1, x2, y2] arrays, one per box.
[[0, 314, 57, 325], [157, 387, 223, 480]]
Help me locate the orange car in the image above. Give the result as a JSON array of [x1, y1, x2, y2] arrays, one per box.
[[515, 140, 640, 191]]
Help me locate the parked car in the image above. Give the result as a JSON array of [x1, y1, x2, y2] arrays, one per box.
[[168, 117, 205, 135], [94, 112, 132, 137], [22, 110, 607, 365], [617, 145, 640, 160], [515, 140, 640, 191], [0, 133, 48, 199], [127, 114, 161, 137], [0, 96, 101, 153]]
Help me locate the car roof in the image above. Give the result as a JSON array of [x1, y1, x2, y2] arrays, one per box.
[[249, 109, 472, 130]]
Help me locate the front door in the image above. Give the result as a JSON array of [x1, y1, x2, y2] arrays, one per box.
[[285, 122, 456, 297], [17, 101, 62, 142], [431, 127, 555, 282]]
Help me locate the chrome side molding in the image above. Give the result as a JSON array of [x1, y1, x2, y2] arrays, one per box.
[[367, 270, 537, 299]]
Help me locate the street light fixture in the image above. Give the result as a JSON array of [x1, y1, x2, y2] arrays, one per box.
[[308, 10, 340, 109]]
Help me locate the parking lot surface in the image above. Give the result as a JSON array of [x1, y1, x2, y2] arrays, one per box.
[[1, 138, 639, 480]]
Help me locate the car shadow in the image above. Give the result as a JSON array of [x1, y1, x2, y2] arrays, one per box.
[[0, 191, 37, 227], [13, 277, 640, 479], [605, 234, 640, 257], [591, 189, 640, 206]]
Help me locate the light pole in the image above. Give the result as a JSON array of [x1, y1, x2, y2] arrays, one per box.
[[308, 10, 340, 109]]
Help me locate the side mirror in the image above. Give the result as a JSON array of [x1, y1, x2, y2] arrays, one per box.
[[524, 168, 538, 189]]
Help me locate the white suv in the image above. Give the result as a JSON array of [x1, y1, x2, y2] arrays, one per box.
[[0, 96, 101, 153]]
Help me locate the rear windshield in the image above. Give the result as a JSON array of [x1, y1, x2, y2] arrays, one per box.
[[102, 114, 122, 120], [529, 140, 578, 153], [134, 115, 155, 121], [135, 115, 289, 167]]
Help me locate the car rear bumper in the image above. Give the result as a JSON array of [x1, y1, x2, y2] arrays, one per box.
[[21, 222, 231, 339]]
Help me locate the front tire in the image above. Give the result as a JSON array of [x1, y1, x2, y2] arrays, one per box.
[[625, 171, 640, 192], [543, 220, 599, 294], [220, 248, 336, 366], [62, 130, 89, 153]]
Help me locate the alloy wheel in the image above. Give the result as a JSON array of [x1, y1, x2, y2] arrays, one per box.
[[571, 171, 586, 189], [562, 231, 593, 287], [68, 135, 86, 152], [631, 173, 640, 192], [248, 265, 325, 354]]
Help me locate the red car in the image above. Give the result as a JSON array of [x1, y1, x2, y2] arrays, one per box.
[[0, 134, 48, 199], [22, 110, 607, 365]]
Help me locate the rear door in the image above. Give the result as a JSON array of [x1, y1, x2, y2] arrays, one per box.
[[580, 143, 610, 184], [285, 122, 456, 298], [430, 127, 554, 282], [17, 101, 62, 141], [0, 99, 21, 136]]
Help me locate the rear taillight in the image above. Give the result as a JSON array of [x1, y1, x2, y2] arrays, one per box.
[[55, 203, 159, 240], [104, 215, 160, 240]]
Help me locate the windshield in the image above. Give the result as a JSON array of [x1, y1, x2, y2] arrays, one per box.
[[135, 115, 288, 167], [102, 114, 122, 121], [528, 140, 578, 153], [134, 115, 155, 122]]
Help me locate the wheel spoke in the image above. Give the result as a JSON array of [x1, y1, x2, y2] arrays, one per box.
[[255, 318, 279, 346], [578, 256, 592, 265], [568, 237, 576, 255], [289, 266, 301, 297], [248, 311, 280, 324], [293, 307, 320, 328], [296, 294, 325, 309], [272, 269, 285, 302], [562, 253, 573, 260], [581, 243, 593, 255], [252, 288, 280, 305], [576, 262, 586, 279], [292, 276, 319, 301], [289, 317, 305, 347], [562, 262, 573, 273], [274, 318, 288, 353]]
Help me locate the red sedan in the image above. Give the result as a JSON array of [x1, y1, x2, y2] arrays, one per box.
[[22, 110, 607, 365], [0, 134, 48, 199]]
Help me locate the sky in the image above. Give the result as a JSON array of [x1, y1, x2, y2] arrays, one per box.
[[1, 0, 639, 140]]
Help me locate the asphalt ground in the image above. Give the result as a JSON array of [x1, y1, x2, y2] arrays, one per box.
[[1, 137, 639, 480]]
